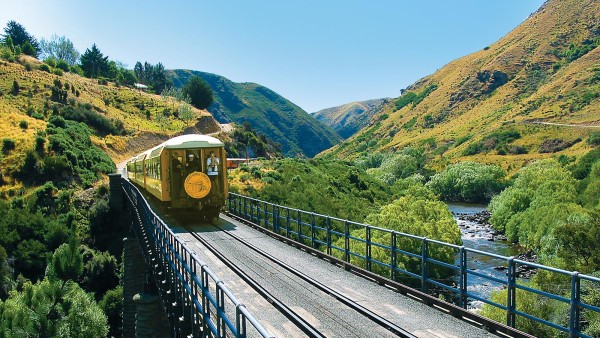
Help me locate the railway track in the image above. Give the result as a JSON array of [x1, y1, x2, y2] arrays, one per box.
[[181, 216, 416, 338]]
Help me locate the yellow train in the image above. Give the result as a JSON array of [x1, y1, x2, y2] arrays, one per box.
[[126, 134, 228, 220]]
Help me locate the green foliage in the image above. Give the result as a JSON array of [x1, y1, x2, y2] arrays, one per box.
[[588, 132, 600, 146], [79, 44, 109, 79], [332, 181, 461, 282], [58, 105, 125, 136], [39, 34, 80, 65], [394, 84, 438, 110], [0, 279, 108, 337], [170, 69, 341, 157], [38, 63, 51, 73], [134, 61, 170, 94], [44, 117, 116, 187], [82, 249, 119, 299], [227, 123, 282, 158], [183, 76, 214, 109], [250, 158, 392, 222], [570, 146, 600, 179], [426, 162, 506, 203], [394, 92, 417, 110], [11, 80, 19, 96], [463, 130, 521, 155], [2, 21, 39, 57], [480, 277, 567, 337], [99, 286, 123, 337], [488, 159, 600, 271], [363, 148, 427, 185], [1, 139, 15, 154], [49, 237, 83, 282]]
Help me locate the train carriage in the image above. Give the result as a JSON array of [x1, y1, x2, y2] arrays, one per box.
[[126, 134, 228, 220]]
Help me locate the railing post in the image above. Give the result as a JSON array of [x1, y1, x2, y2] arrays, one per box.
[[274, 205, 280, 233], [326, 217, 332, 256], [366, 226, 372, 271], [507, 257, 516, 328], [311, 213, 316, 248], [391, 232, 397, 281], [297, 210, 302, 244], [459, 247, 467, 309], [286, 208, 291, 238], [344, 220, 350, 264], [569, 272, 581, 337], [421, 238, 428, 293]]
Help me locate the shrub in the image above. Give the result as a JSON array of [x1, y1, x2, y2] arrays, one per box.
[[588, 132, 600, 146], [44, 58, 57, 67], [11, 80, 19, 95], [19, 120, 28, 129], [38, 63, 51, 72], [2, 138, 16, 154], [52, 68, 64, 76], [55, 59, 69, 71], [426, 161, 506, 203]]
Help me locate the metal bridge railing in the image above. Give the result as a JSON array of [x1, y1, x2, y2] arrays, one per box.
[[122, 179, 273, 338], [227, 193, 600, 338]]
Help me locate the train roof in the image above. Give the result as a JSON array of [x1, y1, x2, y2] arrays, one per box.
[[163, 134, 224, 149], [126, 134, 224, 164]]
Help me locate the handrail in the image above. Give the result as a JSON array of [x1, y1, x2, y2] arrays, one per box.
[[227, 192, 600, 338], [122, 179, 273, 338]]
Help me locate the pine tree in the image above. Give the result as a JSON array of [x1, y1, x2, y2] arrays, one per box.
[[79, 44, 109, 78]]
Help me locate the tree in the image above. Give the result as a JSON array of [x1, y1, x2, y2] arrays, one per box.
[[39, 34, 80, 65], [79, 44, 109, 78], [178, 102, 195, 126], [426, 161, 506, 203], [1, 21, 39, 57], [0, 237, 108, 337], [183, 76, 214, 109]]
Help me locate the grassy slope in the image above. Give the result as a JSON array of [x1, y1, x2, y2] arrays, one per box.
[[324, 0, 600, 172], [169, 69, 342, 157], [312, 98, 388, 139], [0, 56, 215, 192]]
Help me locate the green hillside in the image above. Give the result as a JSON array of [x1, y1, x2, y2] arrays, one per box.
[[323, 0, 600, 173], [312, 98, 388, 139], [169, 69, 342, 157]]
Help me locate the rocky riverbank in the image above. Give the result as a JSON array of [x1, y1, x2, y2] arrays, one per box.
[[454, 210, 507, 242], [454, 210, 538, 279]]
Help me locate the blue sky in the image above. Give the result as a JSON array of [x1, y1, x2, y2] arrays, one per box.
[[1, 0, 545, 112]]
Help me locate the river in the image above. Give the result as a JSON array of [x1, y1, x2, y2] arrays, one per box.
[[446, 203, 520, 309]]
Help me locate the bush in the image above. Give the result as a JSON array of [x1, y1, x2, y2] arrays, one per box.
[[588, 132, 600, 146], [38, 63, 51, 73], [44, 58, 57, 67], [426, 162, 506, 203], [55, 59, 69, 71], [52, 68, 64, 76], [2, 138, 16, 154], [19, 120, 28, 129]]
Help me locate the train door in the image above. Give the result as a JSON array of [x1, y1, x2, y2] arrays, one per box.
[[169, 150, 184, 200]]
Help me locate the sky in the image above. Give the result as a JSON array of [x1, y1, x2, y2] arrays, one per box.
[[0, 0, 546, 113]]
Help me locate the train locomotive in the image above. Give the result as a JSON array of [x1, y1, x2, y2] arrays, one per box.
[[126, 134, 228, 221]]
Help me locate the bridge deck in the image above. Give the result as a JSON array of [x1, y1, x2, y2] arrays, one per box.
[[170, 214, 497, 338]]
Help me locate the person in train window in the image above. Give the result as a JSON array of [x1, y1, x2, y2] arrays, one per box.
[[187, 152, 201, 172], [207, 151, 220, 176]]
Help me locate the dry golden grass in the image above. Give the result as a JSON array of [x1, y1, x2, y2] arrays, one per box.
[[325, 0, 600, 171]]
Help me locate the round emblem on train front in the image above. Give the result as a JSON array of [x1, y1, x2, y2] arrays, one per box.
[[184, 172, 211, 199]]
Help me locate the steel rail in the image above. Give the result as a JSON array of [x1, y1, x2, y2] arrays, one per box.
[[219, 214, 417, 338], [181, 223, 326, 338]]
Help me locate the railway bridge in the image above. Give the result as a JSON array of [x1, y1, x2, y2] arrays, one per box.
[[109, 174, 600, 337]]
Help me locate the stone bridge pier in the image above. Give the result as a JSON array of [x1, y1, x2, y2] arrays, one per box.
[[109, 174, 171, 338]]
